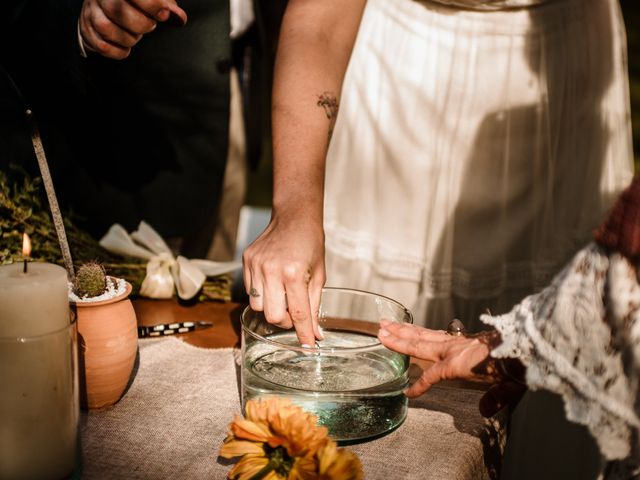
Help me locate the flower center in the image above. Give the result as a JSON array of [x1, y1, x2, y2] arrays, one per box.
[[268, 445, 294, 476], [249, 445, 294, 480]]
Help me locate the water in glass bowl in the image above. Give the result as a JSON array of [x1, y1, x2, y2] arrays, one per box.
[[242, 329, 409, 443]]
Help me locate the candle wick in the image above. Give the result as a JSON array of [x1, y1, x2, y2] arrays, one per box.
[[23, 258, 28, 274]]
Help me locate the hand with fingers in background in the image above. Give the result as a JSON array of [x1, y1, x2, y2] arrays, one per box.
[[377, 320, 526, 418], [1, 0, 287, 271], [78, 0, 187, 59]]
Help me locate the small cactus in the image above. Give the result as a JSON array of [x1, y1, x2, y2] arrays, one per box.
[[73, 262, 108, 298]]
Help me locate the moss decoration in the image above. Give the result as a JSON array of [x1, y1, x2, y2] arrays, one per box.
[[73, 261, 108, 298]]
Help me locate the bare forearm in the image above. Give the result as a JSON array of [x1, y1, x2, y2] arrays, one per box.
[[271, 0, 366, 219], [242, 0, 366, 346]]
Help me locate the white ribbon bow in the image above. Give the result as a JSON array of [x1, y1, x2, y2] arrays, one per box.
[[99, 221, 241, 300]]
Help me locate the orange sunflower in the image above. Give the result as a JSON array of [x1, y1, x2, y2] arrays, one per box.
[[318, 442, 363, 480], [220, 397, 363, 480]]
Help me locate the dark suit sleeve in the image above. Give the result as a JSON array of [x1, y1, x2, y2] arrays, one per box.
[[0, 0, 87, 184], [1, 0, 86, 102]]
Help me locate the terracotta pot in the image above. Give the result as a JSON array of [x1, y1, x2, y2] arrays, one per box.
[[73, 281, 138, 409]]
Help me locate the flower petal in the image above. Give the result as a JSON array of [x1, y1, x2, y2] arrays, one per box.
[[262, 471, 286, 480], [290, 457, 319, 480], [229, 455, 269, 480], [318, 441, 338, 473], [220, 440, 264, 459], [245, 398, 270, 423], [232, 419, 272, 442], [266, 436, 285, 448], [318, 444, 364, 480]]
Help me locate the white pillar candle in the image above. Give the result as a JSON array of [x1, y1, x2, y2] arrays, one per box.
[[0, 262, 78, 479], [0, 262, 69, 336]]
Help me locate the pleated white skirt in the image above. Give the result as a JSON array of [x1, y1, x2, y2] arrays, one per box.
[[324, 0, 634, 329]]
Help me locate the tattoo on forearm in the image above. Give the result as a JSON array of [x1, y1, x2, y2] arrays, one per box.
[[317, 92, 339, 140]]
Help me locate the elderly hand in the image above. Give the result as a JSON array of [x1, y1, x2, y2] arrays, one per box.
[[79, 0, 187, 59], [378, 320, 493, 395], [378, 320, 526, 417], [242, 210, 325, 348]]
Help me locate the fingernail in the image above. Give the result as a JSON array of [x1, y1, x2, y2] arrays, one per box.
[[157, 8, 169, 20], [301, 344, 312, 349], [318, 326, 325, 339], [378, 329, 390, 337], [150, 22, 157, 31]]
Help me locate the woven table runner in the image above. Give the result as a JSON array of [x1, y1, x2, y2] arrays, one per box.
[[79, 338, 504, 479]]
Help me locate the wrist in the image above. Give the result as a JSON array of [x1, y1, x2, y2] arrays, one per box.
[[471, 329, 526, 385], [272, 195, 323, 224]]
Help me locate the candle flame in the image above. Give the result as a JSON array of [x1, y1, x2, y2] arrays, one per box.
[[22, 232, 32, 258]]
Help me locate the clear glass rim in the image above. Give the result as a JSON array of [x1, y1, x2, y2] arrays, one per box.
[[0, 315, 77, 343], [241, 287, 413, 354]]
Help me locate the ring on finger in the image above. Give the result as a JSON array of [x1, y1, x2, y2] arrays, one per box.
[[249, 287, 261, 298], [446, 319, 466, 336]]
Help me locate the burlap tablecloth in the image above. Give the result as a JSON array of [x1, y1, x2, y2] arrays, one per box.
[[79, 338, 505, 479]]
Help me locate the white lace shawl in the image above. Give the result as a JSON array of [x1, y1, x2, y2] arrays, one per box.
[[482, 243, 640, 474]]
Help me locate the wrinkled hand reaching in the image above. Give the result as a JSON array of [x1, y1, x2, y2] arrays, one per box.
[[79, 0, 187, 59], [378, 320, 526, 417], [378, 321, 494, 395], [242, 211, 325, 347]]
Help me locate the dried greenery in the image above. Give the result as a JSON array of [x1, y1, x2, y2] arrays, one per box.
[[0, 167, 231, 302]]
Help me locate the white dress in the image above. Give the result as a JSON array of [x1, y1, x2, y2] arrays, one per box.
[[324, 0, 634, 331]]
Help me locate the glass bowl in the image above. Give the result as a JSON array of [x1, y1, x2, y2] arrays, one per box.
[[241, 287, 412, 443]]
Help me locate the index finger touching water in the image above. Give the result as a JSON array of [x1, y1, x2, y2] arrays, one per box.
[[285, 280, 317, 347], [308, 276, 324, 340]]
